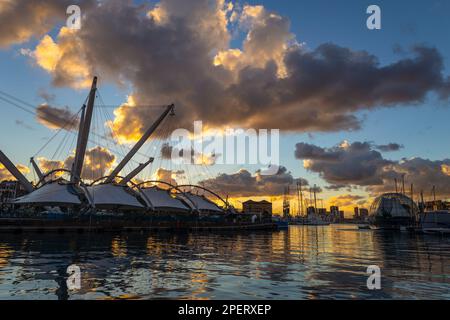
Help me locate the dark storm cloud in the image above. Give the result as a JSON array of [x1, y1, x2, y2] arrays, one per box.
[[369, 157, 450, 197], [374, 143, 404, 152], [296, 141, 450, 197], [15, 0, 449, 139], [225, 44, 450, 131], [295, 141, 393, 186], [0, 0, 92, 48], [35, 104, 79, 130], [199, 166, 308, 197], [325, 184, 347, 191]]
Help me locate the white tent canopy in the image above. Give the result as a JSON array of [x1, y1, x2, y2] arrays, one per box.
[[86, 184, 145, 209], [14, 181, 81, 206], [139, 187, 191, 212], [178, 193, 223, 213]]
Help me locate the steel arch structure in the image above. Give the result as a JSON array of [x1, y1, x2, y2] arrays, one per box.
[[175, 184, 231, 210], [135, 180, 199, 212], [36, 168, 72, 187]]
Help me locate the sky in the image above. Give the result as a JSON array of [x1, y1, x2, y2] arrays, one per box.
[[0, 0, 450, 215]]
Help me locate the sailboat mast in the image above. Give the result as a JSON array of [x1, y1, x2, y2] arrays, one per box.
[[402, 174, 405, 195], [313, 184, 318, 213], [299, 181, 304, 216]]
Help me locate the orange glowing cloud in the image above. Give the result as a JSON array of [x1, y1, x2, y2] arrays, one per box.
[[31, 27, 92, 89], [107, 96, 145, 144], [0, 163, 30, 181]]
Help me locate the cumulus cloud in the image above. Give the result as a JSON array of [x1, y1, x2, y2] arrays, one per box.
[[15, 0, 449, 142], [0, 163, 30, 181], [37, 146, 116, 181], [35, 103, 79, 130], [296, 140, 450, 198], [293, 141, 403, 185], [328, 194, 366, 207], [368, 157, 450, 198], [198, 166, 308, 197], [37, 158, 64, 173], [66, 146, 116, 180], [153, 167, 184, 187], [295, 141, 393, 186], [0, 0, 76, 48]]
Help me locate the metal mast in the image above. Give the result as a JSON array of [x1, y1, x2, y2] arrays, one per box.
[[104, 104, 174, 184], [0, 150, 34, 193], [119, 158, 154, 185], [30, 157, 43, 181], [71, 77, 97, 184], [70, 104, 86, 179]]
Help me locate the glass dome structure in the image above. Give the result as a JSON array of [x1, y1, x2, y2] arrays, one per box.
[[369, 192, 418, 221]]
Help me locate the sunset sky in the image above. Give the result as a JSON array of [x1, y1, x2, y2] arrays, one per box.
[[1, 0, 450, 215]]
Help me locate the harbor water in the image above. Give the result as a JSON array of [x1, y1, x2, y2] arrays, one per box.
[[0, 224, 449, 300]]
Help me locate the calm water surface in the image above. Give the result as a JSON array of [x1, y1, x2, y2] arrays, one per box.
[[0, 224, 449, 299]]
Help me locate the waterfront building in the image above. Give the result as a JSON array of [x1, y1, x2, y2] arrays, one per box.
[[242, 200, 272, 215], [0, 180, 27, 210], [353, 207, 359, 219], [424, 200, 450, 211], [359, 208, 369, 220]]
